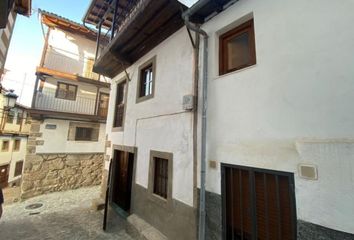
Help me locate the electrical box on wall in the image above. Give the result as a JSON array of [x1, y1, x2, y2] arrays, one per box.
[[183, 95, 195, 110], [298, 164, 318, 180]]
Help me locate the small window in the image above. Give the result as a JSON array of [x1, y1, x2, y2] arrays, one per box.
[[13, 139, 20, 151], [75, 127, 93, 141], [7, 110, 15, 123], [16, 111, 22, 125], [137, 57, 156, 103], [14, 161, 23, 177], [2, 140, 9, 151], [113, 80, 126, 128], [153, 157, 169, 199], [219, 19, 256, 75], [56, 82, 77, 100]]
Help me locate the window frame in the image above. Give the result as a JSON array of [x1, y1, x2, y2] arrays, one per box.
[[6, 110, 15, 123], [219, 19, 256, 75], [14, 160, 24, 177], [136, 56, 156, 103], [16, 111, 22, 125], [1, 140, 9, 152], [55, 82, 78, 101], [148, 150, 173, 207], [113, 78, 128, 131], [13, 139, 20, 151]]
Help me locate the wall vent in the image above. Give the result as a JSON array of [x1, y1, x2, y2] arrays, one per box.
[[182, 95, 195, 110], [298, 164, 318, 180]]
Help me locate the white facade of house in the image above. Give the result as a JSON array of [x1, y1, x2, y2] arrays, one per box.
[[201, 0, 354, 236], [105, 27, 195, 206]]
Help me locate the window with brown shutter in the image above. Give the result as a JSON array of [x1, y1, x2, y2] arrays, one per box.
[[13, 139, 20, 151], [153, 157, 168, 199], [113, 81, 126, 128], [14, 161, 23, 177], [222, 165, 296, 240], [1, 140, 9, 152], [55, 82, 77, 100], [219, 19, 256, 75], [75, 127, 93, 141]]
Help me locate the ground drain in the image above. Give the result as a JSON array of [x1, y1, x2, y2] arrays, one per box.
[[25, 203, 44, 210]]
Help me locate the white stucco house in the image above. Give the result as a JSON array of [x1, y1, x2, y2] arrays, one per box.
[[83, 0, 354, 239], [20, 11, 110, 199]]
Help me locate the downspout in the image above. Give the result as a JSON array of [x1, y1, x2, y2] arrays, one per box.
[[183, 2, 209, 239]]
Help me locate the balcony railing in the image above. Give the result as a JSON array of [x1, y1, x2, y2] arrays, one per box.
[[34, 90, 97, 115], [44, 47, 100, 80]]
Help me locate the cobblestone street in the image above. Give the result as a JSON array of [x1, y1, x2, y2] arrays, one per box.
[[0, 187, 140, 240]]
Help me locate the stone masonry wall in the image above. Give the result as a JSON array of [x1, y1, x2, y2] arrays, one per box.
[[21, 119, 103, 199]]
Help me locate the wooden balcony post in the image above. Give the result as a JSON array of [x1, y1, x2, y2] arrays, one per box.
[[95, 20, 103, 61]]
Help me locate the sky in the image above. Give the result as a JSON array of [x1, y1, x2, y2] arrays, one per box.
[[3, 0, 197, 106]]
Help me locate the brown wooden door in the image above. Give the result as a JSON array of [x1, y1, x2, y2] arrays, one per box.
[[111, 150, 134, 212], [0, 165, 9, 188], [222, 165, 296, 240], [98, 93, 109, 118]]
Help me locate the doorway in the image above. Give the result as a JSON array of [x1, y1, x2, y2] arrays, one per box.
[[98, 93, 109, 118], [222, 164, 296, 240], [111, 149, 134, 213], [0, 164, 9, 188]]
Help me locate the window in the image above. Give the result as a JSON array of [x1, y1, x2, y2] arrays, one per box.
[[75, 127, 93, 141], [13, 139, 20, 151], [1, 140, 9, 151], [153, 157, 168, 199], [83, 58, 99, 79], [148, 150, 173, 204], [137, 56, 156, 103], [222, 165, 296, 240], [113, 80, 126, 128], [219, 19, 256, 75], [16, 111, 22, 125], [6, 110, 15, 123], [55, 82, 77, 100], [14, 161, 23, 177]]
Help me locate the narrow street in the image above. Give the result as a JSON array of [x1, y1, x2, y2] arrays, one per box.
[[0, 187, 140, 240]]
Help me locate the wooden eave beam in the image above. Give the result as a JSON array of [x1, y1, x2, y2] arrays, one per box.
[[36, 66, 110, 88]]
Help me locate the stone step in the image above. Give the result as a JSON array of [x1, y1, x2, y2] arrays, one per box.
[[127, 214, 168, 240]]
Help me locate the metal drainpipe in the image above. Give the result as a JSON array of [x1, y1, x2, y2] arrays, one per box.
[[183, 10, 209, 240]]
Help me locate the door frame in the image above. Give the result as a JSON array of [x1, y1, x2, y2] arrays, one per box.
[[110, 145, 137, 216], [221, 163, 297, 240]]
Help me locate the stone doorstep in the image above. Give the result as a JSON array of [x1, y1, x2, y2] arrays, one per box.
[[91, 198, 105, 211], [127, 214, 168, 240]]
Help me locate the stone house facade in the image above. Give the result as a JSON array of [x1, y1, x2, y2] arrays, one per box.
[[21, 11, 110, 199]]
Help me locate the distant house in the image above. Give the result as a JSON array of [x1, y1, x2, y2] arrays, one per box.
[[21, 10, 110, 199], [0, 89, 30, 188], [0, 0, 31, 79]]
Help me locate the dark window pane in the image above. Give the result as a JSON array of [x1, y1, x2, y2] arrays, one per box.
[[75, 127, 93, 141], [227, 32, 251, 70], [153, 157, 168, 199], [14, 161, 23, 177], [114, 81, 126, 128]]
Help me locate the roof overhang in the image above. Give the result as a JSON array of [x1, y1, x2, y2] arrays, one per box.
[[0, 0, 31, 28], [15, 0, 32, 17], [84, 0, 186, 78], [40, 10, 97, 40]]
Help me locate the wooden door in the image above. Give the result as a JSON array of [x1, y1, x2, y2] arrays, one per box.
[[0, 165, 9, 188], [98, 93, 109, 118], [222, 165, 296, 240], [111, 150, 134, 212]]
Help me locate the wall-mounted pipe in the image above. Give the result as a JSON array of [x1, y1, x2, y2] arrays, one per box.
[[183, 2, 209, 238]]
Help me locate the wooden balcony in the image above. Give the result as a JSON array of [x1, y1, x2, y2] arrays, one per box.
[[84, 0, 186, 78]]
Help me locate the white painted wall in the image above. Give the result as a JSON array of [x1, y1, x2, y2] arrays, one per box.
[[105, 27, 195, 206], [44, 28, 99, 80], [36, 76, 109, 115], [201, 0, 354, 234], [0, 136, 27, 183], [36, 118, 106, 154]]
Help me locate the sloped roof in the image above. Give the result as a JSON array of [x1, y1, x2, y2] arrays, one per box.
[[15, 0, 32, 16], [39, 9, 97, 40]]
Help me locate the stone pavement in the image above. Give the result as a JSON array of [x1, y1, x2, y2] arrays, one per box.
[[0, 186, 140, 240]]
